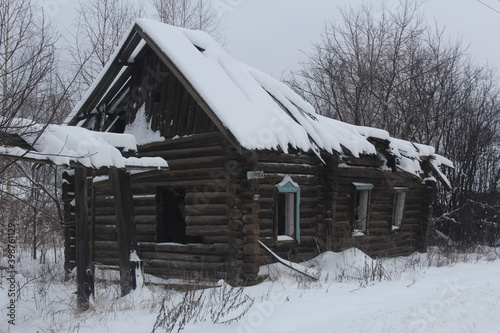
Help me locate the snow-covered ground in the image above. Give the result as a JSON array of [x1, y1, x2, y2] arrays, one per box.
[[1, 247, 499, 333]]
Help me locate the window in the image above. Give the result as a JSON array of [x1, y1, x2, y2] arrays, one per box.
[[157, 187, 201, 244], [352, 183, 373, 235], [275, 175, 300, 243], [392, 187, 408, 231]]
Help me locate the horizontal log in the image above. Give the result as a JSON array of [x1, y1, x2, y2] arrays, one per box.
[[93, 216, 116, 224], [93, 258, 119, 266], [94, 241, 118, 250], [139, 145, 226, 159], [186, 192, 228, 205], [256, 152, 317, 164], [144, 266, 226, 280], [132, 179, 225, 189], [135, 215, 157, 224], [185, 215, 228, 226], [137, 234, 157, 242], [94, 233, 117, 241], [186, 225, 228, 236], [335, 174, 416, 185], [141, 251, 226, 263], [258, 183, 319, 192], [147, 259, 227, 272], [254, 162, 317, 175], [93, 195, 156, 207], [300, 227, 320, 237], [138, 131, 223, 152], [136, 224, 157, 234], [260, 174, 318, 186], [185, 204, 226, 215], [202, 235, 229, 243], [132, 168, 227, 183], [258, 218, 273, 229], [299, 209, 319, 219], [139, 241, 229, 255], [94, 224, 116, 233], [341, 156, 384, 167], [258, 230, 273, 238], [165, 155, 227, 170], [94, 250, 119, 259]]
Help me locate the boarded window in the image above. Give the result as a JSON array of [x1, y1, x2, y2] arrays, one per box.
[[275, 175, 300, 243]]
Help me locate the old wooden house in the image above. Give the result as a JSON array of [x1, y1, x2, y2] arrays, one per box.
[[63, 19, 452, 285]]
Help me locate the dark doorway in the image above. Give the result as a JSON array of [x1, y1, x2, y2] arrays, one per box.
[[157, 188, 200, 244]]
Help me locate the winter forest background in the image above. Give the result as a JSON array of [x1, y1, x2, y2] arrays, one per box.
[[0, 0, 498, 264]]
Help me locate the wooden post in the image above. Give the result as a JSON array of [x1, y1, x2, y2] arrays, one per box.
[[110, 169, 141, 296], [74, 168, 93, 311], [89, 172, 96, 284]]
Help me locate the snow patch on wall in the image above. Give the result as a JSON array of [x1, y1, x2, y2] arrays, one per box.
[[124, 104, 165, 145]]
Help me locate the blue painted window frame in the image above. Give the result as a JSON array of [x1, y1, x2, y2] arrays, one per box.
[[276, 179, 301, 243]]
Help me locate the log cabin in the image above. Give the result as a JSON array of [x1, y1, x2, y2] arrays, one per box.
[[63, 19, 452, 285]]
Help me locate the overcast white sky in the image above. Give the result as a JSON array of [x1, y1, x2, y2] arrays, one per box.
[[46, 0, 500, 78], [221, 0, 500, 77]]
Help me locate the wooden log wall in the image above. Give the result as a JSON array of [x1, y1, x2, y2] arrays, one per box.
[[63, 131, 436, 284], [131, 131, 231, 280], [253, 150, 322, 264], [63, 132, 233, 281], [224, 147, 261, 284], [331, 163, 433, 257]]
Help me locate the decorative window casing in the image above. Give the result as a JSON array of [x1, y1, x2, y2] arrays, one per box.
[[392, 187, 408, 231], [352, 183, 373, 235], [275, 175, 300, 243]]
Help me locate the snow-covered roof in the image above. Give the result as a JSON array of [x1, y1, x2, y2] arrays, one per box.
[[0, 117, 167, 170], [65, 18, 452, 185]]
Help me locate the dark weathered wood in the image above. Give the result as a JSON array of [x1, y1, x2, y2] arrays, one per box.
[[147, 258, 227, 271], [141, 251, 226, 263], [89, 176, 96, 281], [185, 215, 227, 226], [341, 156, 385, 167], [139, 241, 229, 254], [140, 146, 226, 160], [62, 170, 77, 280], [186, 225, 228, 236], [134, 26, 243, 153], [110, 169, 140, 296], [138, 131, 223, 152], [74, 168, 92, 311]]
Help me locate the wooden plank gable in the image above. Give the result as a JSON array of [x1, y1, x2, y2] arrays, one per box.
[[67, 24, 243, 153]]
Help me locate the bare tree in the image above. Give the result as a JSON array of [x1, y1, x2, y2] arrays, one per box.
[[0, 0, 62, 258], [288, 0, 500, 245], [0, 0, 57, 126], [69, 0, 143, 89], [149, 0, 223, 39]]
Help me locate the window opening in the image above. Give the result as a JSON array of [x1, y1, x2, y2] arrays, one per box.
[[352, 183, 373, 235], [275, 175, 300, 243], [392, 187, 408, 231]]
